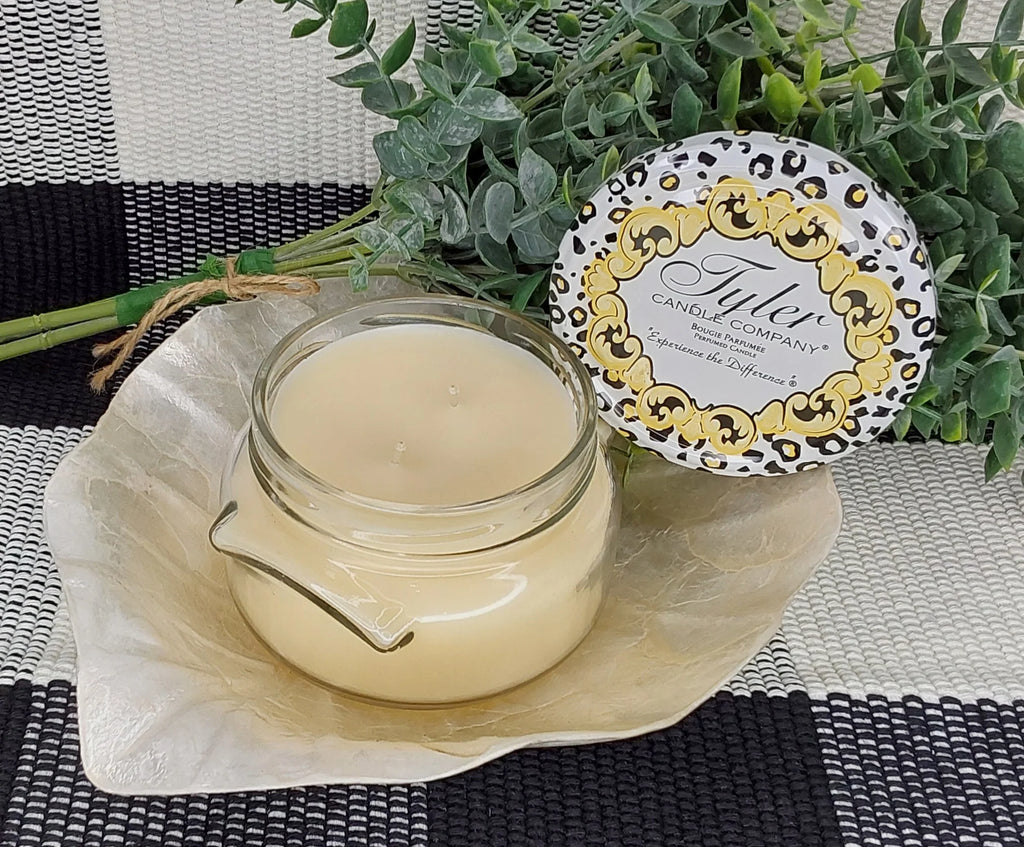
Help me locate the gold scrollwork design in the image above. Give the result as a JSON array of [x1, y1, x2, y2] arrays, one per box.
[[581, 176, 897, 451]]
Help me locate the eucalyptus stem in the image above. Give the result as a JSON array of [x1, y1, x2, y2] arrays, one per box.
[[273, 198, 382, 258], [0, 297, 117, 343], [0, 317, 122, 362], [274, 245, 369, 273], [829, 38, 1024, 75]]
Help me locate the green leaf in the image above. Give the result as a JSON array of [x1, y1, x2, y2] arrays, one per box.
[[804, 49, 823, 90], [894, 0, 929, 46], [397, 115, 448, 164], [484, 181, 516, 242], [512, 30, 556, 53], [328, 61, 381, 88], [851, 64, 883, 93], [932, 325, 988, 369], [981, 95, 1005, 131], [372, 129, 428, 178], [891, 406, 912, 439], [903, 77, 927, 123], [865, 139, 915, 187], [972, 233, 1012, 295], [984, 446, 1004, 480], [601, 91, 635, 126], [469, 39, 513, 77], [934, 252, 966, 284], [587, 104, 606, 137], [944, 45, 993, 87], [632, 63, 654, 105], [441, 22, 471, 48], [851, 84, 874, 139], [423, 100, 484, 145], [381, 19, 416, 75], [555, 12, 581, 38], [996, 0, 1024, 42], [563, 84, 588, 128], [440, 188, 469, 244], [811, 104, 838, 149], [349, 261, 369, 292], [360, 79, 415, 115], [664, 45, 708, 83], [334, 43, 365, 60], [291, 17, 326, 38], [314, 0, 337, 15], [794, 0, 833, 27], [940, 133, 969, 192], [911, 407, 938, 439], [942, 0, 968, 43], [511, 215, 559, 262], [633, 12, 685, 43], [749, 3, 787, 52], [971, 168, 1019, 215], [971, 359, 1014, 417], [328, 0, 368, 47], [940, 408, 965, 441], [671, 84, 702, 138], [764, 72, 807, 123], [992, 411, 1020, 468], [717, 57, 743, 123], [416, 60, 453, 101], [475, 233, 515, 271], [481, 144, 518, 184], [600, 146, 621, 180], [519, 148, 557, 206], [459, 88, 521, 121], [896, 44, 928, 83], [708, 29, 765, 58], [905, 194, 963, 233], [511, 271, 547, 312], [359, 215, 424, 257], [386, 181, 438, 225], [987, 121, 1024, 183]]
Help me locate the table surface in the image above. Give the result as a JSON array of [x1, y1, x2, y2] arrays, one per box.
[[2, 0, 1023, 844]]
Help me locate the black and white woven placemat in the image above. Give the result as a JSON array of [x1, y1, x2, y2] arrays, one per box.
[[2, 1, 1023, 844]]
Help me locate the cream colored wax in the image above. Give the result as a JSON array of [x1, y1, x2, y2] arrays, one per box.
[[222, 323, 616, 704]]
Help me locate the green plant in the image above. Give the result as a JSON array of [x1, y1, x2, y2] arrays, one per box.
[[4, 0, 1024, 478]]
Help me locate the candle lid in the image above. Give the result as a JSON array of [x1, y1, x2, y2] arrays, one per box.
[[551, 131, 936, 476]]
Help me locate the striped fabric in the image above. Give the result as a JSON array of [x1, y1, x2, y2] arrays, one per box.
[[1, 0, 1022, 844]]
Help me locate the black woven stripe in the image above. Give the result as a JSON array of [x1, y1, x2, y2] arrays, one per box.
[[427, 691, 843, 847], [0, 680, 426, 847], [0, 182, 370, 428], [0, 182, 129, 321], [0, 181, 129, 427], [814, 694, 1024, 847]]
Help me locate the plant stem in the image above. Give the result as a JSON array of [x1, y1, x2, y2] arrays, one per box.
[[829, 39, 1024, 75], [0, 316, 122, 363], [274, 245, 368, 273], [0, 297, 118, 343], [273, 199, 381, 258], [933, 334, 1024, 361]]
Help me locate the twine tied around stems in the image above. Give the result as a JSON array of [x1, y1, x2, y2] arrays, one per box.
[[90, 255, 319, 392]]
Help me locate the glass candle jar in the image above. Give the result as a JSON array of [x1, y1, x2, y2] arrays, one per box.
[[210, 296, 619, 706]]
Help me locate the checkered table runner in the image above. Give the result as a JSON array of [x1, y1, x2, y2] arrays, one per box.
[[1, 1, 1022, 844]]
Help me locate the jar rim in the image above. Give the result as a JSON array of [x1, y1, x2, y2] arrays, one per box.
[[250, 294, 599, 516]]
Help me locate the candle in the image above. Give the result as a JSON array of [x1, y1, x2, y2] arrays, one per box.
[[269, 324, 580, 505], [211, 298, 618, 705]]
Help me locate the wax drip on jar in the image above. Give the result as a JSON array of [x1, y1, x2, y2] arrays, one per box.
[[390, 441, 407, 466], [449, 384, 460, 408]]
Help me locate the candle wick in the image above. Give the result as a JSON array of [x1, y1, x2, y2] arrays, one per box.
[[390, 440, 406, 466], [449, 384, 460, 408]]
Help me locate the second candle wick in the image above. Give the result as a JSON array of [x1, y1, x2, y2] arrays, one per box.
[[449, 384, 460, 408], [390, 440, 407, 466]]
